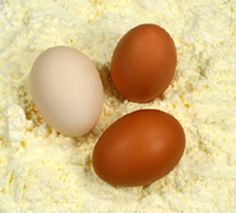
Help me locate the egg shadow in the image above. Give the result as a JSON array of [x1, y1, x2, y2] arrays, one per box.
[[98, 64, 124, 103]]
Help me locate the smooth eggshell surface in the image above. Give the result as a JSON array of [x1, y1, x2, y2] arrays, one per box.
[[30, 46, 104, 137], [111, 24, 177, 103], [92, 109, 185, 187]]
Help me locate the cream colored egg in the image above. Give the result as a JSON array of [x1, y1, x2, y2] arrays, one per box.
[[29, 46, 104, 137]]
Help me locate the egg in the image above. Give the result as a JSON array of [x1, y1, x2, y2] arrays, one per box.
[[111, 24, 177, 103], [92, 109, 185, 187], [29, 46, 104, 137]]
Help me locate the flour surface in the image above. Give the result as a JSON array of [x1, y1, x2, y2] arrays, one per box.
[[0, 1, 236, 212]]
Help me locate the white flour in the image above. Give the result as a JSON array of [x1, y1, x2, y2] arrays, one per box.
[[0, 0, 236, 212]]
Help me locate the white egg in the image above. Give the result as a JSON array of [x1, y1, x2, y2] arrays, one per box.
[[29, 46, 104, 137]]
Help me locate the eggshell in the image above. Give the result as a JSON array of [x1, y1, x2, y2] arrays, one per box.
[[92, 109, 185, 187], [111, 24, 177, 103], [29, 46, 104, 137]]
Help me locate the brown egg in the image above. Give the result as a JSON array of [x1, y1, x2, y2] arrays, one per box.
[[92, 109, 185, 187], [111, 24, 177, 103]]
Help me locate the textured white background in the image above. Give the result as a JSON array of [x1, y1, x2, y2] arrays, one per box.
[[0, 0, 236, 212]]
